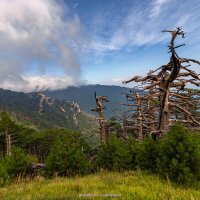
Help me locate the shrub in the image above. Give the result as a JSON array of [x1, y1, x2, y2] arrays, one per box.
[[45, 138, 89, 177], [5, 146, 28, 178], [26, 154, 38, 164], [0, 160, 10, 186], [96, 134, 138, 171], [157, 124, 200, 185], [136, 136, 159, 173]]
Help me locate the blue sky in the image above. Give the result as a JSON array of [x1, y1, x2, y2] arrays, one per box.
[[68, 0, 200, 85], [0, 0, 200, 91]]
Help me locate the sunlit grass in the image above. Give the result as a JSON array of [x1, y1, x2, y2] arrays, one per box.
[[0, 171, 200, 200]]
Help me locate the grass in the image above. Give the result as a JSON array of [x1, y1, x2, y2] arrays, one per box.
[[0, 171, 200, 200]]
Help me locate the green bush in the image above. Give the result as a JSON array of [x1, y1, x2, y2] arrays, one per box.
[[96, 134, 138, 171], [136, 136, 159, 173], [5, 146, 28, 178], [157, 124, 200, 185], [45, 138, 89, 177], [0, 160, 10, 186]]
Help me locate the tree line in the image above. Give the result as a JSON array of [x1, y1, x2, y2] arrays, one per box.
[[0, 112, 200, 187]]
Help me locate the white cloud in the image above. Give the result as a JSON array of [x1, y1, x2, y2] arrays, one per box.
[[1, 75, 85, 92], [73, 3, 79, 9], [0, 0, 84, 92], [87, 76, 136, 88], [149, 0, 170, 18]]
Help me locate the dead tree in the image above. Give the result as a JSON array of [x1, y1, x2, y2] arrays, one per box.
[[91, 92, 108, 144], [5, 128, 11, 156], [123, 27, 200, 138], [135, 93, 143, 141], [169, 88, 200, 128], [122, 88, 151, 141], [112, 107, 134, 139]]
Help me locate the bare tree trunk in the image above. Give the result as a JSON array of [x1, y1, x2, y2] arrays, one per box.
[[136, 93, 143, 141], [91, 92, 108, 144], [5, 129, 11, 156], [159, 86, 170, 137], [148, 90, 157, 134], [99, 110, 106, 144]]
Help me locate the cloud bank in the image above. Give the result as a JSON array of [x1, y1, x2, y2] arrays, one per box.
[[0, 75, 84, 92], [0, 0, 84, 92]]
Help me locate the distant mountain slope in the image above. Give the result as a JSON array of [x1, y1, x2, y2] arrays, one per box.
[[45, 85, 130, 118], [0, 85, 130, 129], [0, 89, 94, 130]]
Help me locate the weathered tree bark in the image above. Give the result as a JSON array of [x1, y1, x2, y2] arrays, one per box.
[[148, 89, 157, 135], [91, 92, 108, 144], [136, 93, 143, 141]]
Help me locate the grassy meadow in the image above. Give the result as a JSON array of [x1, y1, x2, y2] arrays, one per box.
[[0, 171, 200, 200]]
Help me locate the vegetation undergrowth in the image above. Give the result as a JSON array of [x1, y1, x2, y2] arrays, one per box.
[[0, 171, 200, 200]]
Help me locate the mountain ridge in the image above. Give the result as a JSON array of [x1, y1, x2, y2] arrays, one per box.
[[0, 88, 94, 130], [45, 84, 130, 118], [0, 84, 130, 129]]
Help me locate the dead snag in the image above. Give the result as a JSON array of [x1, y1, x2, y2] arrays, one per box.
[[91, 91, 108, 144], [123, 27, 200, 138]]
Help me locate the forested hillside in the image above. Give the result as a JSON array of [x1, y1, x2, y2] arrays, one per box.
[[0, 89, 94, 130]]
